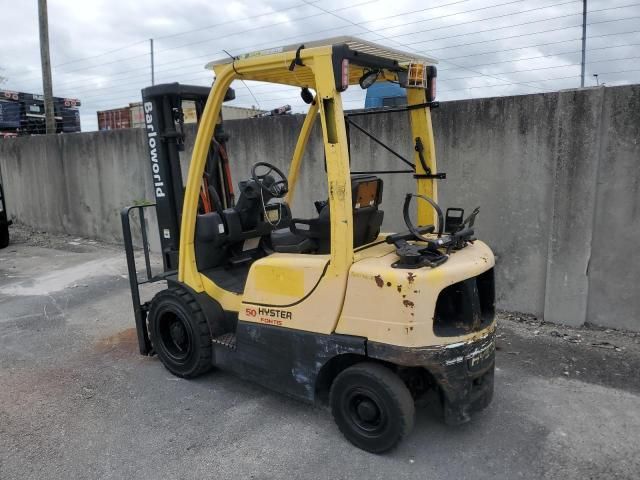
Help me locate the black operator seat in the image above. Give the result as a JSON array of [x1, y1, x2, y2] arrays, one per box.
[[194, 174, 292, 272], [270, 175, 384, 254]]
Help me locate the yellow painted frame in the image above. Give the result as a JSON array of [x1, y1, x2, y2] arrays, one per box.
[[178, 45, 438, 316], [285, 100, 319, 205], [407, 88, 439, 227]]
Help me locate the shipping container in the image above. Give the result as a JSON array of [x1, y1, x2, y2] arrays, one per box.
[[96, 100, 264, 131], [97, 107, 131, 130], [97, 103, 146, 130], [129, 102, 145, 128]]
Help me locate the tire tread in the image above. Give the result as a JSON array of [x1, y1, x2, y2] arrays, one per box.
[[330, 362, 415, 453], [148, 286, 212, 378]]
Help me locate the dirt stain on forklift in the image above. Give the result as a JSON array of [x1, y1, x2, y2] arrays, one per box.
[[121, 37, 496, 454]]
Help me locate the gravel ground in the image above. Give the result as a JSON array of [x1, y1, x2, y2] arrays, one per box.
[[1, 224, 639, 479]]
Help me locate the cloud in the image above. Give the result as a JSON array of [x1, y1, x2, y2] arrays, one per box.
[[2, 0, 638, 131]]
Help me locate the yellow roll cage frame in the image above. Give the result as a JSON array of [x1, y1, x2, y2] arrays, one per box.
[[178, 38, 439, 311]]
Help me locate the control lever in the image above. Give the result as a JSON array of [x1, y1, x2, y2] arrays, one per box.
[[463, 207, 480, 228]]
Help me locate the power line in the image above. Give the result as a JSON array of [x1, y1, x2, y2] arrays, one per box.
[[28, 1, 328, 75], [29, 24, 640, 102], [442, 55, 640, 81], [17, 0, 640, 88], [440, 75, 581, 92], [51, 65, 640, 122], [442, 67, 640, 92], [17, 0, 375, 87], [80, 44, 640, 106], [11, 0, 640, 119], [155, 1, 375, 54], [443, 30, 640, 62], [153, 1, 323, 41], [406, 2, 640, 47], [48, 20, 640, 96], [422, 15, 640, 53], [53, 40, 148, 68], [440, 42, 640, 71], [154, 0, 476, 54], [380, 0, 580, 38], [39, 0, 414, 92], [10, 0, 568, 88], [68, 5, 640, 100], [301, 0, 543, 90]]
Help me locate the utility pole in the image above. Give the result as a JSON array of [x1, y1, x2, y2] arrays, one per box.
[[38, 0, 56, 134], [150, 39, 155, 86], [580, 0, 587, 88]]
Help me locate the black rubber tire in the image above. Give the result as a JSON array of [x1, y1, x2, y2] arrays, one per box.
[[147, 287, 213, 378], [330, 362, 415, 453], [0, 224, 9, 249]]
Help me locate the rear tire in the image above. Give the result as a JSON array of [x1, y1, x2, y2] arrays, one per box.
[[147, 287, 212, 378], [330, 362, 415, 453], [0, 224, 9, 249]]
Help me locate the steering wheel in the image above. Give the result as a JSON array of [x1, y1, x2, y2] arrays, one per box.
[[402, 193, 445, 242], [251, 161, 289, 198]]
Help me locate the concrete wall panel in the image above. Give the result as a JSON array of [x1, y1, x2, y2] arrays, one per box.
[[433, 93, 558, 315], [586, 86, 640, 330], [544, 89, 605, 326]]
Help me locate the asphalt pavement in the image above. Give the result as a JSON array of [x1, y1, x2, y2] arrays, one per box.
[[1, 226, 639, 480]]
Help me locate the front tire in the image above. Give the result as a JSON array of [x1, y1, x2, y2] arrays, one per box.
[[330, 362, 415, 453], [147, 287, 212, 378]]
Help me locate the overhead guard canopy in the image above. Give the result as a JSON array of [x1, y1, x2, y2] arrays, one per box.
[[204, 36, 437, 89]]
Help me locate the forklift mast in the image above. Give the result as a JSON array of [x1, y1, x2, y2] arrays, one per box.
[[140, 83, 235, 271], [121, 82, 235, 354]]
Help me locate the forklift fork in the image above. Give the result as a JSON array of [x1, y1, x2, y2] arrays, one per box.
[[121, 204, 158, 355]]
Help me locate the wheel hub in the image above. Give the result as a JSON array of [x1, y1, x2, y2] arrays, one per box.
[[356, 399, 379, 422], [169, 321, 187, 351]]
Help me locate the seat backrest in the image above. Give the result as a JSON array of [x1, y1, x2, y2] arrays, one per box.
[[195, 212, 229, 270], [351, 175, 384, 247], [286, 175, 384, 254]]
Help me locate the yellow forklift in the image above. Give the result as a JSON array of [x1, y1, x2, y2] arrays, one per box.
[[122, 37, 496, 453]]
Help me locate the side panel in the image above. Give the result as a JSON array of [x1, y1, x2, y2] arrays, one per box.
[[214, 321, 366, 402], [240, 253, 344, 333]]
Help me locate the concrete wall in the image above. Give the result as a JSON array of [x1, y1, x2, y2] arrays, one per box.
[[0, 128, 153, 244], [0, 85, 638, 331]]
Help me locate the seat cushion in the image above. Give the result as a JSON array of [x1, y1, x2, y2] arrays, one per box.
[[271, 228, 316, 254]]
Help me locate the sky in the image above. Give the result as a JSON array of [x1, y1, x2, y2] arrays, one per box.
[[1, 0, 639, 131]]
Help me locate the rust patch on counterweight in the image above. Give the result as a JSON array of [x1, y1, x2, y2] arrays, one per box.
[[403, 299, 415, 308], [374, 275, 384, 288]]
